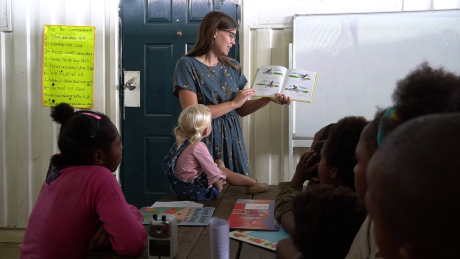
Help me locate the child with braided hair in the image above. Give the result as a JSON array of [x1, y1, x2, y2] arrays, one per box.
[[366, 113, 460, 259], [346, 62, 460, 259], [355, 61, 460, 208], [19, 103, 146, 259]]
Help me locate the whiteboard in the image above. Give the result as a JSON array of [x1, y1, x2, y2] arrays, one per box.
[[292, 10, 460, 140]]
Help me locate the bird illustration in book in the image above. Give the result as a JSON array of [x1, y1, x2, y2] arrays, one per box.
[[299, 73, 309, 80]]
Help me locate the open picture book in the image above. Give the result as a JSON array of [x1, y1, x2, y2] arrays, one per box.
[[251, 65, 318, 103]]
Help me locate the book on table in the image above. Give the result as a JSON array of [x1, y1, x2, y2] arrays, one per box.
[[251, 65, 318, 103], [227, 199, 279, 231], [139, 207, 215, 226], [229, 227, 289, 251]]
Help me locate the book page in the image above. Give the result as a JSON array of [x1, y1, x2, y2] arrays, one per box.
[[251, 66, 288, 97], [280, 69, 318, 103]]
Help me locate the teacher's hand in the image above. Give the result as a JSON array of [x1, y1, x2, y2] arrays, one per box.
[[271, 93, 292, 105], [232, 89, 257, 108]]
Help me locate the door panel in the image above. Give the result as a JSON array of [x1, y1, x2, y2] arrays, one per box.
[[121, 0, 240, 208], [147, 1, 172, 24], [145, 44, 172, 114]]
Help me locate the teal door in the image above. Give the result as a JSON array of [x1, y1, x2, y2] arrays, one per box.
[[121, 0, 240, 208]]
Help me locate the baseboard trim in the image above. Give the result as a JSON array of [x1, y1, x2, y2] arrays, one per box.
[[0, 228, 25, 243]]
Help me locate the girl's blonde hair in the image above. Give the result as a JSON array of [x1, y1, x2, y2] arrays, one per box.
[[174, 104, 212, 145]]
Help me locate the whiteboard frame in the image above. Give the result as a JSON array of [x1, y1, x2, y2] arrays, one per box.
[[288, 9, 460, 180], [0, 0, 12, 32]]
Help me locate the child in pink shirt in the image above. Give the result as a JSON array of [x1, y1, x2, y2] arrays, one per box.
[[162, 104, 268, 200], [19, 103, 146, 259]]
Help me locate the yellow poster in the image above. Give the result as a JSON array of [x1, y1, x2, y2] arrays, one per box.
[[42, 25, 96, 108]]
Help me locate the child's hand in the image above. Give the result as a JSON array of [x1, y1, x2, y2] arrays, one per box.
[[291, 151, 319, 184], [88, 225, 112, 254], [215, 159, 226, 169]]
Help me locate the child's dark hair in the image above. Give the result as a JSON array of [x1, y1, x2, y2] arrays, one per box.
[[291, 185, 367, 259], [50, 103, 117, 167], [368, 62, 460, 149], [393, 62, 460, 122], [323, 116, 368, 191], [363, 109, 385, 153], [319, 123, 335, 141]]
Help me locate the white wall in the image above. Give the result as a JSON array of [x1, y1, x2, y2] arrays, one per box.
[[241, 0, 460, 183], [0, 0, 120, 229], [1, 0, 459, 234]]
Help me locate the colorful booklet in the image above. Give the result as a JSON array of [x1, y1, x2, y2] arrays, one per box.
[[227, 199, 279, 231], [251, 65, 318, 103], [229, 227, 289, 251], [140, 207, 215, 226]]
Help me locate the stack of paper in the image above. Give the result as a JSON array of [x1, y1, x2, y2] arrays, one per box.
[[151, 201, 204, 208]]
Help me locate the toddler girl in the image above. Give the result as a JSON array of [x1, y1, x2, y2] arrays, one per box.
[[162, 104, 269, 200], [19, 103, 146, 258]]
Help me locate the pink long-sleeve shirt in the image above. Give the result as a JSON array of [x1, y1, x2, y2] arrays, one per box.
[[175, 142, 226, 187], [19, 165, 147, 259]]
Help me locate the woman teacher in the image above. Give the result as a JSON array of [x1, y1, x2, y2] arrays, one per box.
[[173, 11, 291, 177]]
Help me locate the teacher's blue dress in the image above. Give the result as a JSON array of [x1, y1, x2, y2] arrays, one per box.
[[173, 56, 250, 177]]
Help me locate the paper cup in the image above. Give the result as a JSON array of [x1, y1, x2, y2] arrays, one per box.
[[210, 217, 229, 259]]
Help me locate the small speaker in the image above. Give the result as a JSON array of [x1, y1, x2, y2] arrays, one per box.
[[148, 213, 178, 259]]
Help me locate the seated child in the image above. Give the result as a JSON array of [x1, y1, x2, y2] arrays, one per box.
[[288, 185, 366, 259], [346, 62, 460, 259], [273, 123, 335, 225], [274, 140, 325, 231], [345, 116, 383, 259], [276, 116, 368, 259], [162, 104, 268, 201], [19, 103, 146, 258], [366, 113, 460, 259], [299, 123, 335, 185], [275, 117, 366, 228]]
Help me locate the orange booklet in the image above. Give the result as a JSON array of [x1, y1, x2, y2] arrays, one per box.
[[227, 199, 279, 231], [229, 227, 289, 251]]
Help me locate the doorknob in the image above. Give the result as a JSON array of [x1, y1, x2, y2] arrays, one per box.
[[125, 78, 137, 90], [124, 71, 140, 107], [176, 31, 182, 37]]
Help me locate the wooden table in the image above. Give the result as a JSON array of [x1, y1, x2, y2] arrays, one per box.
[[138, 184, 279, 259], [88, 185, 279, 259]]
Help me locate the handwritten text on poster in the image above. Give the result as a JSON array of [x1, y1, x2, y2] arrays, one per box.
[[42, 25, 95, 108]]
